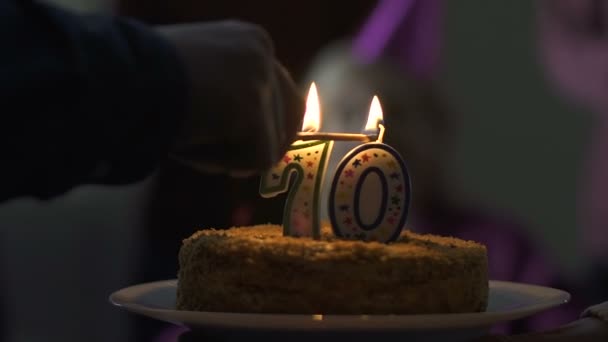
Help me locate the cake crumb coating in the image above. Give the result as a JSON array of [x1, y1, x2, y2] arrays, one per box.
[[177, 224, 488, 314]]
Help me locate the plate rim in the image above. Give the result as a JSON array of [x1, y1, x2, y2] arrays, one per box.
[[109, 279, 570, 331]]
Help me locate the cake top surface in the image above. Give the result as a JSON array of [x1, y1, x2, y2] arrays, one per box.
[[182, 224, 486, 262]]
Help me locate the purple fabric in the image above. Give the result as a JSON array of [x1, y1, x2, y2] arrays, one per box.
[[155, 326, 187, 342], [537, 0, 608, 261], [537, 0, 608, 113], [537, 0, 608, 263], [413, 209, 579, 333], [578, 119, 608, 262], [353, 0, 442, 80]]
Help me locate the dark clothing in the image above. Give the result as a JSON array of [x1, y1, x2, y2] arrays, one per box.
[[1, 0, 188, 201], [1, 0, 188, 339]]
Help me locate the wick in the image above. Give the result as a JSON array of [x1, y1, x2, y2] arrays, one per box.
[[376, 124, 386, 143], [296, 132, 375, 142]]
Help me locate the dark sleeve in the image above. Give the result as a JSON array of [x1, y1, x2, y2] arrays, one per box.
[[0, 0, 189, 201]]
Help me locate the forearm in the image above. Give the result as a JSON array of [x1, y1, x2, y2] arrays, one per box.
[[0, 0, 188, 200]]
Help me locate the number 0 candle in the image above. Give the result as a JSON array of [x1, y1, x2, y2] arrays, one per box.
[[260, 83, 334, 239], [328, 96, 411, 243]]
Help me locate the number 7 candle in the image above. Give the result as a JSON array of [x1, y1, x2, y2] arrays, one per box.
[[259, 83, 334, 239]]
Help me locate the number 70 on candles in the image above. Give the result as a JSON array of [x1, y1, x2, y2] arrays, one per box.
[[259, 83, 411, 243]]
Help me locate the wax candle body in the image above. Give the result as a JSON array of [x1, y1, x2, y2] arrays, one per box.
[[260, 140, 334, 238], [328, 142, 410, 242]]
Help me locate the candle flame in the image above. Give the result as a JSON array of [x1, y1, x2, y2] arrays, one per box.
[[302, 83, 321, 132], [364, 95, 384, 131]]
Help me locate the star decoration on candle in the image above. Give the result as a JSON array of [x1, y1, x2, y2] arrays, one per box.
[[391, 195, 400, 205], [329, 144, 411, 243], [260, 140, 333, 238]]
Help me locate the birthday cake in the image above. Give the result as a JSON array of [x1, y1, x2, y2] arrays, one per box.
[[176, 224, 489, 314]]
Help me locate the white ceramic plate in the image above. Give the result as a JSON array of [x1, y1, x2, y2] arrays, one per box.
[[110, 280, 569, 341]]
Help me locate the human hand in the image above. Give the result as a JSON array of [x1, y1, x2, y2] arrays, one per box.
[[157, 21, 304, 176]]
